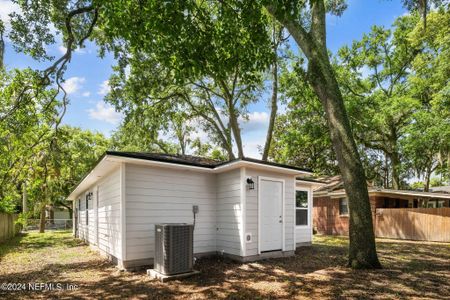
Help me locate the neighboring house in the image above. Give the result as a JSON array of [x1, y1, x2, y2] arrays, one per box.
[[67, 151, 320, 270], [44, 205, 71, 228], [313, 176, 450, 236], [46, 205, 71, 222]]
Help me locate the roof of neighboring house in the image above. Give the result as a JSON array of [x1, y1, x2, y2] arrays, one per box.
[[295, 177, 327, 184], [68, 151, 313, 200], [313, 176, 450, 200], [313, 175, 344, 192], [430, 186, 450, 193]]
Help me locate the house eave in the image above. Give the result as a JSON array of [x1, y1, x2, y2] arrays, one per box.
[[67, 154, 312, 200]]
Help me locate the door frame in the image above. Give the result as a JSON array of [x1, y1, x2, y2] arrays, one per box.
[[258, 176, 285, 254]]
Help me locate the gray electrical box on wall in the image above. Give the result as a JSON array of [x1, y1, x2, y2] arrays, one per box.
[[192, 205, 199, 214]]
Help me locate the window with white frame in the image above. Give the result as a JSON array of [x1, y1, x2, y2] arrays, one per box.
[[296, 190, 309, 226]]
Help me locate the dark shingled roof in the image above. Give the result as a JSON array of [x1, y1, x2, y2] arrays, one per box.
[[105, 151, 312, 172], [106, 151, 222, 168]]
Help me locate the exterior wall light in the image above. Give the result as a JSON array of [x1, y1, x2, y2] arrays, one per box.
[[246, 177, 255, 190]]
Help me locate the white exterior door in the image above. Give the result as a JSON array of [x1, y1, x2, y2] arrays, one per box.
[[260, 178, 283, 252]]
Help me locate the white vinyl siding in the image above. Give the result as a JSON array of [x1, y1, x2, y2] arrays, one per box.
[[216, 169, 243, 256], [77, 192, 95, 243], [245, 168, 296, 256], [125, 164, 217, 261], [86, 191, 96, 245], [77, 196, 87, 240], [97, 167, 122, 259], [75, 167, 122, 258]]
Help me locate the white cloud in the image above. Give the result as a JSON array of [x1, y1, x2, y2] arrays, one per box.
[[87, 101, 122, 125], [62, 76, 85, 94], [239, 111, 273, 159], [58, 45, 67, 54], [0, 0, 19, 29], [241, 111, 270, 133], [82, 91, 91, 97], [98, 80, 110, 96], [242, 140, 263, 159], [58, 45, 87, 55], [75, 47, 86, 54]]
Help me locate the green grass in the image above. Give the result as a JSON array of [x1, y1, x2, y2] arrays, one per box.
[[0, 231, 80, 260], [0, 231, 449, 299]]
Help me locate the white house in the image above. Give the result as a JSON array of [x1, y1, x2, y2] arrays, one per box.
[[67, 152, 320, 269]]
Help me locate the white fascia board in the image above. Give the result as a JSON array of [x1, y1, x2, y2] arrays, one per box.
[[67, 155, 110, 200], [215, 160, 311, 176]]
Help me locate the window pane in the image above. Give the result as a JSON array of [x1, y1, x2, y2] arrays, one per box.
[[296, 191, 308, 208], [296, 209, 308, 226], [339, 198, 348, 215]]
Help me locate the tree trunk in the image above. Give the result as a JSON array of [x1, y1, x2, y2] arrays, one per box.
[[308, 57, 381, 269], [22, 182, 28, 213], [224, 122, 235, 160], [262, 43, 278, 161], [384, 154, 389, 188], [39, 205, 46, 233], [228, 106, 244, 158], [389, 152, 401, 190], [0, 28, 4, 70], [424, 167, 431, 192], [225, 143, 235, 160], [268, 0, 380, 268]]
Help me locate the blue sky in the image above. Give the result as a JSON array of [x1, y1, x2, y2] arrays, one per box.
[[1, 0, 406, 158]]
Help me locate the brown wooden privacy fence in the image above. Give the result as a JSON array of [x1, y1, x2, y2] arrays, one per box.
[[375, 208, 450, 242], [0, 213, 21, 242]]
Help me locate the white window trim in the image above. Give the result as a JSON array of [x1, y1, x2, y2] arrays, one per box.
[[295, 187, 311, 228]]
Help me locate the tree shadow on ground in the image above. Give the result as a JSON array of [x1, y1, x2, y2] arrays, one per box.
[[1, 234, 449, 299], [0, 233, 26, 260]]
